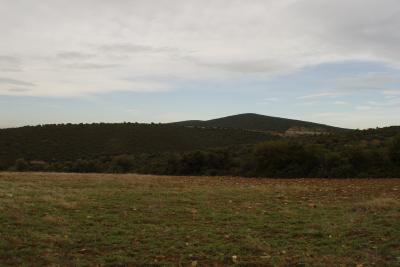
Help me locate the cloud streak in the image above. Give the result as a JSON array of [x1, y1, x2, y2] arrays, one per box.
[[0, 78, 35, 87], [297, 92, 344, 99]]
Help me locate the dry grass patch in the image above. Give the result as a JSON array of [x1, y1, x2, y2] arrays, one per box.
[[42, 214, 67, 225], [40, 195, 78, 210], [353, 197, 400, 211]]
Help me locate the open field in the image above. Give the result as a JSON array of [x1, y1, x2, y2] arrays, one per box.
[[0, 173, 399, 266]]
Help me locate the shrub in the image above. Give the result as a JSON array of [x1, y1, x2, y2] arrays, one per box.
[[253, 141, 320, 177], [13, 158, 30, 171], [389, 135, 400, 165], [110, 155, 136, 173]]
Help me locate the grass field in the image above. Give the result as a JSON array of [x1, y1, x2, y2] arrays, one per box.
[[0, 173, 399, 266]]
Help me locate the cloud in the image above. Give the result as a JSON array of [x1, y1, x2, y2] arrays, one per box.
[[297, 92, 343, 99], [63, 62, 121, 69], [1, 0, 400, 97], [356, 106, 373, 111], [383, 90, 400, 96], [0, 55, 19, 63], [367, 98, 400, 107], [57, 51, 95, 60], [334, 73, 400, 91], [258, 97, 279, 105], [0, 55, 22, 72], [288, 0, 400, 65], [98, 43, 177, 54], [334, 101, 348, 105], [7, 87, 32, 93], [197, 59, 288, 74], [0, 78, 35, 86]]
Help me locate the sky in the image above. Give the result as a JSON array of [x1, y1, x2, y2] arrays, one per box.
[[1, 0, 400, 129]]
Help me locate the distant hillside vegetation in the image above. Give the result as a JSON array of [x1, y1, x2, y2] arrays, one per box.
[[1, 124, 399, 178], [0, 123, 275, 166], [170, 113, 348, 133]]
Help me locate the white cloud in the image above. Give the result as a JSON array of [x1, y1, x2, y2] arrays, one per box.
[[258, 97, 279, 105], [0, 0, 399, 97], [298, 92, 343, 99], [356, 106, 373, 111], [0, 77, 35, 87], [334, 101, 348, 105], [383, 90, 400, 96]]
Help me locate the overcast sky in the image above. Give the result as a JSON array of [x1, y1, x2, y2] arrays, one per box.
[[1, 0, 400, 128]]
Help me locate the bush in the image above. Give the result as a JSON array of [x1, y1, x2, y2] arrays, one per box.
[[172, 150, 233, 175], [253, 141, 320, 177], [13, 158, 30, 171], [109, 155, 136, 173], [389, 135, 400, 166]]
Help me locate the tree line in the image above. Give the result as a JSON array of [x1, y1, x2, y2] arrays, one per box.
[[6, 130, 400, 178]]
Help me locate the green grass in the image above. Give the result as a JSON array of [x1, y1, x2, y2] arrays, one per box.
[[0, 172, 399, 266]]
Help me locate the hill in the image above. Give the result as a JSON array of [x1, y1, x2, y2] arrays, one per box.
[[0, 113, 347, 167], [0, 123, 275, 167], [170, 113, 348, 133], [0, 122, 399, 177]]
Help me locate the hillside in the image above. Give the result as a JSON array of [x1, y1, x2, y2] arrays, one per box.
[[0, 122, 399, 177], [0, 123, 274, 167], [0, 113, 348, 168], [170, 113, 348, 133]]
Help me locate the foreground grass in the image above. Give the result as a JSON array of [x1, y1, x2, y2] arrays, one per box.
[[0, 173, 399, 266]]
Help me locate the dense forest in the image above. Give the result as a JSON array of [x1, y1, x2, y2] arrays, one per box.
[[1, 121, 399, 178]]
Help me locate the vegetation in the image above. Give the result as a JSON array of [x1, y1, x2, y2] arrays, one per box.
[[0, 172, 399, 266], [169, 113, 347, 132], [2, 126, 400, 178], [0, 122, 274, 167], [0, 115, 399, 178]]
